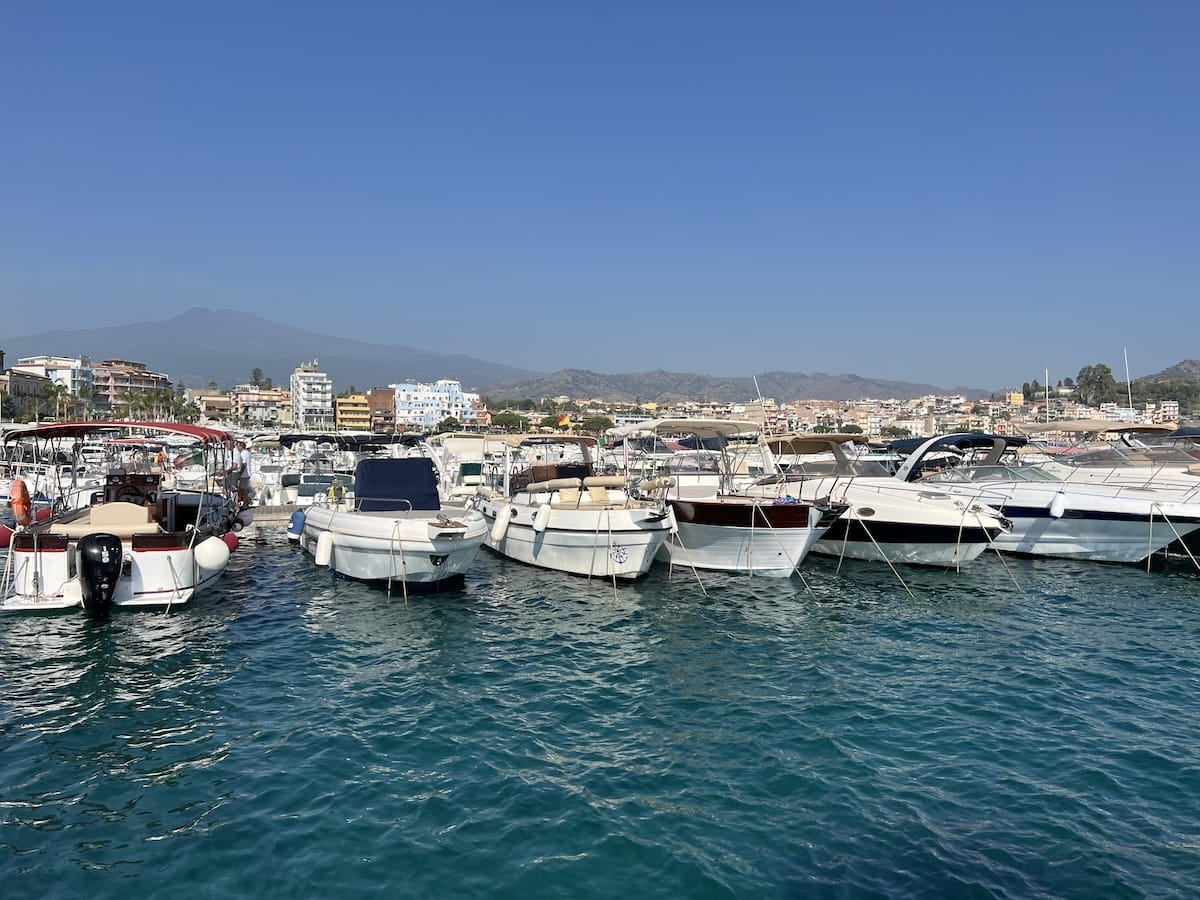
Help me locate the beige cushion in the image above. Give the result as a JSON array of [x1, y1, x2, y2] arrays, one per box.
[[90, 502, 154, 526]]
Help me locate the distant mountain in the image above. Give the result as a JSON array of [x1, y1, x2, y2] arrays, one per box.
[[482, 368, 990, 403], [1140, 359, 1200, 382], [1, 309, 992, 402], [0, 307, 537, 391]]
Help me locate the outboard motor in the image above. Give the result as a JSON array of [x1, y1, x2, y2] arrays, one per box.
[[77, 533, 124, 616]]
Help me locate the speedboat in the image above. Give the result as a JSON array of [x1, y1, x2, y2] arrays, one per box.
[[298, 457, 487, 594], [471, 435, 675, 580], [890, 433, 1200, 564], [609, 419, 847, 578], [743, 434, 1010, 568], [1, 421, 241, 614]]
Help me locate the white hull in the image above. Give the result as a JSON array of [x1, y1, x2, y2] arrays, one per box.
[[991, 510, 1200, 562], [746, 477, 1008, 568], [810, 535, 994, 566], [659, 498, 831, 577], [2, 539, 226, 612], [478, 497, 672, 580], [301, 505, 487, 587]]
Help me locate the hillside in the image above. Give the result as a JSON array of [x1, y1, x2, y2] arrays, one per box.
[[481, 368, 989, 403], [1140, 359, 1200, 382]]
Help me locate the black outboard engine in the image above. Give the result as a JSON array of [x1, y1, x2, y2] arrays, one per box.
[[77, 533, 124, 616]]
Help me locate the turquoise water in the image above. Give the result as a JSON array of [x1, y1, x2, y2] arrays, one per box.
[[3, 529, 1200, 898]]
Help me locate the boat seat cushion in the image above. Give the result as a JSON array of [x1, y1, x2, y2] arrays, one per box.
[[91, 501, 154, 526], [49, 501, 160, 539]]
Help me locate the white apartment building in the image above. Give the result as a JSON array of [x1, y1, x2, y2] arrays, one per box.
[[13, 354, 95, 398], [290, 360, 334, 431], [390, 379, 480, 431]]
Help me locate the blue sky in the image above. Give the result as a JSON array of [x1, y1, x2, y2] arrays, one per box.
[[2, 1, 1196, 391]]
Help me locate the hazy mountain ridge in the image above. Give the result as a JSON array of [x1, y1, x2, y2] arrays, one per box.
[[481, 368, 988, 403], [1140, 359, 1200, 381], [1, 308, 537, 391]]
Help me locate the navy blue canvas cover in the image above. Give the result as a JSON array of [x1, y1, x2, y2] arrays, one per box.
[[354, 458, 441, 512]]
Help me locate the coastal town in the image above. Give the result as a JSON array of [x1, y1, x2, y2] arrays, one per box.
[[0, 349, 1188, 439]]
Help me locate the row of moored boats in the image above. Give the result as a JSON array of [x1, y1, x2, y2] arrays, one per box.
[[4, 419, 1200, 613]]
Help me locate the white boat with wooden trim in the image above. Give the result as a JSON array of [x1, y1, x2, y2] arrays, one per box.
[[298, 457, 487, 593], [1, 422, 241, 614], [471, 435, 674, 580], [609, 419, 847, 577]]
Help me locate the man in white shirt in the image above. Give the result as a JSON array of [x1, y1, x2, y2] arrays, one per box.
[[233, 440, 253, 509]]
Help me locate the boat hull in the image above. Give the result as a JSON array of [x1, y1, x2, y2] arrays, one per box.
[[988, 505, 1200, 563], [1, 532, 225, 612], [812, 518, 1002, 566], [478, 498, 672, 580], [659, 498, 829, 577], [301, 505, 487, 589]]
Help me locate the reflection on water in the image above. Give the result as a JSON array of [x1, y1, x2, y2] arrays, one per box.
[[2, 530, 1200, 896]]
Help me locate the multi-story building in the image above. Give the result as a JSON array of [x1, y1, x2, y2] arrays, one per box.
[[12, 354, 94, 400], [290, 360, 334, 431], [391, 379, 480, 431], [367, 388, 396, 433], [92, 357, 171, 413], [335, 393, 371, 431], [0, 347, 54, 421], [230, 385, 292, 428]]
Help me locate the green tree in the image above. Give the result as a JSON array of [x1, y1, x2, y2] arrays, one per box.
[[491, 412, 524, 431], [436, 416, 460, 432], [250, 367, 264, 387], [581, 415, 614, 434], [1076, 364, 1120, 406]]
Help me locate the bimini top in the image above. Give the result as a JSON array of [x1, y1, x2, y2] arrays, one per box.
[[1, 420, 234, 445], [608, 418, 760, 441], [354, 457, 441, 512]]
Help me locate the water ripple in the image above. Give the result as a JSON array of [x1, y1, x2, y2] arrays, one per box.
[[2, 534, 1200, 896]]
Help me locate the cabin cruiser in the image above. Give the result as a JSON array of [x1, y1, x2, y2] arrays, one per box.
[[741, 434, 1010, 568], [888, 433, 1200, 564]]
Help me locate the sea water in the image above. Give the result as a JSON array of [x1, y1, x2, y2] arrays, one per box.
[[2, 529, 1199, 898]]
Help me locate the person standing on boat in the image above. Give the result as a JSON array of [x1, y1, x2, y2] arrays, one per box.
[[235, 441, 254, 511]]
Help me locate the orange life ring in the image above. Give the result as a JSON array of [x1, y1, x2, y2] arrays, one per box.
[[10, 478, 33, 526]]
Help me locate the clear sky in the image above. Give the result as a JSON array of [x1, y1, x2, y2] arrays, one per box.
[[2, 1, 1196, 391]]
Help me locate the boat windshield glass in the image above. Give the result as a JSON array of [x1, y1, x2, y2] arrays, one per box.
[[925, 464, 1063, 484]]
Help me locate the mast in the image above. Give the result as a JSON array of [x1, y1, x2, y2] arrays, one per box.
[[1123, 347, 1134, 411]]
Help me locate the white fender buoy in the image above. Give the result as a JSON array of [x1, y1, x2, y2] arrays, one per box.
[[195, 535, 231, 571], [314, 531, 334, 567], [532, 502, 552, 533], [490, 505, 515, 543], [1049, 488, 1067, 519]]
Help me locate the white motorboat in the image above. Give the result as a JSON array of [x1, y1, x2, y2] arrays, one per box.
[[471, 435, 674, 580], [1, 421, 241, 614], [299, 457, 487, 593], [891, 433, 1200, 564], [610, 419, 847, 578], [743, 434, 1011, 568]]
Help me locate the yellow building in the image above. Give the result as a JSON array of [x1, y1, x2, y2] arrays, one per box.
[[335, 393, 371, 431]]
